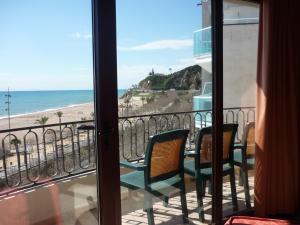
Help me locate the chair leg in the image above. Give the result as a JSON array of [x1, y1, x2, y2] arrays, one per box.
[[239, 168, 244, 186], [230, 168, 238, 211], [144, 191, 155, 225], [163, 196, 169, 207], [208, 179, 212, 195], [202, 180, 207, 196], [241, 167, 251, 208], [195, 174, 205, 222], [179, 178, 189, 224]]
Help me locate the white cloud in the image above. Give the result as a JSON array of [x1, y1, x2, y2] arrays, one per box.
[[71, 32, 92, 40], [118, 39, 193, 51], [177, 57, 197, 65], [72, 67, 91, 72], [71, 32, 81, 39], [83, 34, 92, 39], [117, 58, 197, 88]]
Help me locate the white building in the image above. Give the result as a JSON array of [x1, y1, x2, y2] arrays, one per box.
[[194, 0, 259, 109]]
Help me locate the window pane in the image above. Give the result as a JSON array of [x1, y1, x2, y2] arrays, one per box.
[[117, 0, 213, 224], [0, 1, 99, 224], [222, 0, 258, 218]]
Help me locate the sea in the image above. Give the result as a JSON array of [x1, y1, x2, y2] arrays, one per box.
[[0, 89, 127, 119]]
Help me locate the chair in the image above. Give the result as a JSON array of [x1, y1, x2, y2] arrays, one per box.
[[184, 124, 238, 222], [233, 122, 255, 208], [120, 129, 190, 225]]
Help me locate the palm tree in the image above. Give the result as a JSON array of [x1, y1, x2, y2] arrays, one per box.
[[54, 111, 63, 124], [35, 116, 49, 125], [10, 138, 21, 146], [10, 138, 21, 152], [124, 97, 130, 110], [119, 103, 125, 116], [141, 97, 145, 106], [90, 112, 95, 120], [55, 111, 63, 141]]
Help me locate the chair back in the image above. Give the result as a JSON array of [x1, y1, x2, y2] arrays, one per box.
[[194, 124, 238, 168], [241, 122, 255, 157], [145, 129, 189, 183]]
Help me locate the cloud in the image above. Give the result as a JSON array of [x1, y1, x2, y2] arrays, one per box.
[[71, 32, 81, 39], [72, 67, 91, 72], [177, 57, 197, 65], [117, 57, 197, 88], [119, 39, 193, 51], [71, 32, 92, 40], [83, 34, 92, 39]]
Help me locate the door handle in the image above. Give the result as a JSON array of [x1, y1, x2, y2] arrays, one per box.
[[98, 128, 114, 147], [98, 128, 114, 136]]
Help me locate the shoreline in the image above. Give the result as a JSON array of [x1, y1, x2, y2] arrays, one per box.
[[0, 102, 95, 130], [0, 102, 93, 121], [0, 96, 140, 130]]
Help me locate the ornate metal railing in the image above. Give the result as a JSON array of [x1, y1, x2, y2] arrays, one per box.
[[0, 107, 254, 195]]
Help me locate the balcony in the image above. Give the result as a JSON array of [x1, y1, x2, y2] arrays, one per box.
[[0, 107, 255, 224], [193, 27, 212, 73], [193, 27, 212, 58]]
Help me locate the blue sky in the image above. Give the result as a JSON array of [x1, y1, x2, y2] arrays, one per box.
[[0, 0, 201, 91]]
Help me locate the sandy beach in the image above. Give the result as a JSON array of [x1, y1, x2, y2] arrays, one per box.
[[0, 103, 95, 130], [0, 96, 145, 131], [0, 89, 195, 132]]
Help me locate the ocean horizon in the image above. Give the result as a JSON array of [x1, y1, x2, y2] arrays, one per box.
[[0, 89, 127, 119]]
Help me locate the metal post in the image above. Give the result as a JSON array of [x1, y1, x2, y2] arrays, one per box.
[[5, 88, 12, 149], [5, 88, 11, 131]]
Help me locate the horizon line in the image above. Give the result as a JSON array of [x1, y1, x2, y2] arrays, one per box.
[[0, 88, 128, 92]]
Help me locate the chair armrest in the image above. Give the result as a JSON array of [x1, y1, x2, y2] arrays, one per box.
[[120, 160, 147, 171], [185, 150, 196, 157]]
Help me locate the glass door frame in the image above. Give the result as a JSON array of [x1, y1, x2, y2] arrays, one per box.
[[92, 0, 122, 225], [91, 0, 227, 224], [211, 0, 224, 224]]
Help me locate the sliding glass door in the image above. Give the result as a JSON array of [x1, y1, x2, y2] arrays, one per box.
[[0, 0, 100, 223], [221, 0, 259, 219], [92, 0, 121, 224], [0, 0, 122, 224], [0, 0, 259, 224]]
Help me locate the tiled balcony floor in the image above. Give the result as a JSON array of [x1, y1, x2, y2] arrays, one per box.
[[0, 171, 253, 225], [121, 175, 254, 225]]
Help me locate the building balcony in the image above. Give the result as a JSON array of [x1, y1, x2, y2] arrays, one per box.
[[0, 107, 255, 224], [193, 27, 212, 58], [193, 27, 212, 73]]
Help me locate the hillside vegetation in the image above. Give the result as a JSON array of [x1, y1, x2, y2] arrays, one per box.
[[138, 65, 202, 90]]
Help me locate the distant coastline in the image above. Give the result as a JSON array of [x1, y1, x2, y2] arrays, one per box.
[[0, 102, 91, 120], [0, 89, 127, 119]]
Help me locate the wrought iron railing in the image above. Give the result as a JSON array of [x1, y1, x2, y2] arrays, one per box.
[[0, 107, 254, 195]]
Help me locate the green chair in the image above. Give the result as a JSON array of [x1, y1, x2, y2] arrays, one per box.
[[120, 129, 190, 225], [184, 124, 238, 222], [233, 122, 255, 208]]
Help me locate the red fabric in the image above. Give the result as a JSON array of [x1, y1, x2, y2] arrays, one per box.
[[0, 184, 63, 225], [255, 0, 300, 216], [225, 216, 300, 225]]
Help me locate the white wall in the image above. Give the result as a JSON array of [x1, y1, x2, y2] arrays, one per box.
[[223, 23, 258, 108]]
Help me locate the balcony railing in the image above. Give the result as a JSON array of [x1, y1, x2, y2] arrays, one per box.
[[0, 107, 254, 195], [193, 26, 212, 58]]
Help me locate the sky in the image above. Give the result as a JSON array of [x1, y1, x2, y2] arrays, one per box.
[[0, 0, 201, 91]]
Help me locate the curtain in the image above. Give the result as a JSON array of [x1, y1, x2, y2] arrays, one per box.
[[0, 184, 63, 225], [255, 0, 300, 216]]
